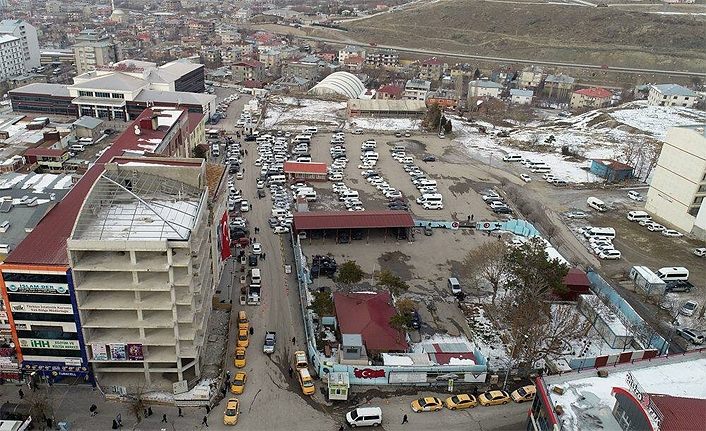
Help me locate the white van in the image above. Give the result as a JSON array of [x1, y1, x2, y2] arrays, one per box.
[[69, 144, 85, 152], [587, 196, 607, 212], [268, 175, 286, 185], [339, 190, 359, 201], [272, 208, 288, 218], [345, 407, 383, 428], [0, 244, 9, 254], [416, 179, 437, 188], [656, 267, 689, 281], [627, 211, 651, 222], [416, 193, 443, 204], [250, 268, 261, 285], [583, 227, 616, 239], [304, 126, 318, 134], [0, 221, 9, 233], [503, 154, 522, 162], [391, 145, 405, 152], [298, 191, 317, 202], [530, 166, 551, 173], [292, 135, 311, 144]]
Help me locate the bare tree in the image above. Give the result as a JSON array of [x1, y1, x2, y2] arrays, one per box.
[[462, 241, 509, 304], [26, 389, 54, 429], [127, 387, 147, 424]]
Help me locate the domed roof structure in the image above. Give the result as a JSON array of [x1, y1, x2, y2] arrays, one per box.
[[309, 71, 365, 99]]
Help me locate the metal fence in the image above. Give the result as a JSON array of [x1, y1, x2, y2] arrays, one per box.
[[289, 232, 321, 373]]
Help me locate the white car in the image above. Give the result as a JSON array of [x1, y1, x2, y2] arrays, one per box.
[[647, 223, 665, 232], [273, 225, 290, 234], [680, 300, 698, 317], [566, 211, 589, 219], [520, 174, 531, 183], [240, 200, 250, 212], [352, 129, 364, 135], [628, 191, 643, 201], [236, 172, 244, 180], [252, 243, 262, 255], [599, 249, 621, 260], [662, 229, 683, 237], [695, 248, 706, 257]]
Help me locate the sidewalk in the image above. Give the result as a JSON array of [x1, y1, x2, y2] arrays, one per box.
[[0, 383, 222, 430]]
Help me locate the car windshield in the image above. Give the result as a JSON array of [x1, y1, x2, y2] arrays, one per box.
[[350, 410, 360, 420], [517, 388, 528, 396], [451, 396, 461, 404], [225, 408, 238, 415], [302, 380, 314, 387], [236, 353, 244, 359], [234, 377, 244, 384], [685, 303, 697, 310]]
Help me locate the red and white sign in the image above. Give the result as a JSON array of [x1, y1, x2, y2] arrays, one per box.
[[451, 222, 460, 230], [353, 368, 386, 379], [219, 211, 231, 261]]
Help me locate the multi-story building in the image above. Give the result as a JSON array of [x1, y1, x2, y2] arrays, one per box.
[[467, 79, 503, 101], [517, 65, 544, 90], [570, 87, 612, 110], [0, 20, 40, 71], [647, 84, 698, 108], [232, 60, 265, 83], [365, 49, 399, 69], [427, 88, 459, 109], [258, 49, 281, 70], [338, 45, 366, 63], [72, 29, 118, 74], [646, 125, 706, 240], [419, 57, 444, 81], [376, 84, 403, 100], [543, 74, 576, 101], [510, 88, 534, 105], [0, 35, 25, 81], [403, 79, 431, 101], [281, 55, 329, 82]]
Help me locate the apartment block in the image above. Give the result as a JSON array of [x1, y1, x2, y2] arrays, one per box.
[[0, 20, 40, 71], [0, 35, 24, 81], [647, 84, 698, 108], [72, 29, 118, 74]]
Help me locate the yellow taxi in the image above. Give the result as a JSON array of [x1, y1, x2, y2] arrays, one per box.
[[234, 348, 246, 368], [298, 368, 316, 395], [223, 398, 240, 425], [293, 350, 308, 369], [230, 372, 247, 394], [237, 310, 249, 331], [444, 393, 477, 410], [237, 328, 249, 348], [411, 397, 443, 412], [479, 390, 511, 406], [511, 385, 536, 403]]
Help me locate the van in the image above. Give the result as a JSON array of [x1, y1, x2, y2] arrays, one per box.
[[339, 190, 359, 201], [298, 191, 317, 202], [587, 196, 607, 212], [292, 135, 311, 144], [0, 244, 10, 254], [391, 145, 405, 152], [303, 127, 318, 135], [448, 277, 461, 295], [237, 311, 249, 331], [530, 166, 551, 173], [69, 144, 85, 152], [416, 193, 443, 204], [416, 179, 437, 188], [251, 268, 261, 285], [298, 368, 315, 395], [345, 407, 383, 428], [627, 211, 651, 222], [0, 221, 9, 233], [268, 175, 286, 185], [272, 208, 288, 218], [583, 227, 616, 239], [503, 154, 522, 162], [656, 267, 689, 282]]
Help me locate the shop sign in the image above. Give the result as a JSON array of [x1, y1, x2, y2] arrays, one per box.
[[19, 338, 80, 350], [5, 282, 68, 294], [10, 302, 74, 314]]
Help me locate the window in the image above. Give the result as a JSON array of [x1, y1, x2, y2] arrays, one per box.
[[94, 92, 110, 98], [78, 91, 93, 97], [694, 196, 705, 205], [698, 185, 706, 193], [688, 207, 700, 217], [111, 93, 124, 99]]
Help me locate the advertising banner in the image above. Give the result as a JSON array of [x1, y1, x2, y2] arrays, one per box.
[[219, 210, 231, 261], [92, 344, 108, 360], [10, 302, 74, 314], [19, 338, 80, 350], [5, 282, 69, 294], [127, 344, 144, 361], [109, 344, 127, 361]]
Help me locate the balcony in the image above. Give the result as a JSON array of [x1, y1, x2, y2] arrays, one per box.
[[73, 250, 168, 272], [80, 290, 173, 311], [81, 310, 174, 329], [73, 271, 171, 292]]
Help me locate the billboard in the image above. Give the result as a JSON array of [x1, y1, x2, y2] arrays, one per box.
[[10, 302, 74, 314], [18, 339, 80, 350], [127, 344, 144, 361], [5, 282, 69, 294]]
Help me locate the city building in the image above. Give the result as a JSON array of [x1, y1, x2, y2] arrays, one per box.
[[528, 352, 706, 431], [347, 99, 427, 117], [418, 57, 444, 81], [281, 55, 330, 82], [510, 88, 533, 105], [365, 49, 399, 69], [647, 84, 698, 108], [40, 49, 75, 66], [0, 35, 24, 81], [0, 20, 40, 71], [646, 125, 706, 239], [0, 108, 224, 387], [543, 74, 576, 101], [232, 60, 265, 83], [338, 45, 366, 63], [467, 79, 503, 101], [427, 88, 459, 109], [72, 29, 118, 74], [403, 79, 431, 101], [570, 87, 613, 110], [375, 84, 403, 100]]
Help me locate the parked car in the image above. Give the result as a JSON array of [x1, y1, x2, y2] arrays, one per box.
[[662, 229, 683, 237], [423, 155, 436, 162], [628, 190, 643, 201], [680, 300, 698, 317], [230, 372, 247, 394], [646, 223, 666, 232], [510, 385, 536, 403], [675, 328, 704, 345], [520, 174, 531, 183], [411, 397, 443, 412], [223, 398, 240, 425], [478, 390, 511, 406], [566, 211, 589, 219], [444, 394, 477, 410], [695, 248, 706, 257], [252, 243, 262, 255]]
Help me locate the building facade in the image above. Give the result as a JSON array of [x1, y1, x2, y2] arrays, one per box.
[[0, 20, 40, 71], [467, 79, 502, 101], [543, 74, 576, 101], [570, 87, 612, 110], [72, 29, 118, 74], [232, 60, 264, 83], [510, 88, 533, 105], [647, 84, 698, 108], [338, 45, 365, 63], [365, 49, 399, 69], [0, 35, 24, 81], [646, 125, 706, 239], [419, 57, 444, 81], [403, 79, 431, 101]]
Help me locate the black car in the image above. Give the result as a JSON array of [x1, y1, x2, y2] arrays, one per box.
[[493, 206, 513, 214], [410, 311, 421, 329], [422, 156, 436, 162], [244, 135, 256, 142], [337, 232, 350, 244], [351, 229, 364, 240], [257, 189, 266, 198], [665, 281, 693, 293], [248, 254, 258, 266]]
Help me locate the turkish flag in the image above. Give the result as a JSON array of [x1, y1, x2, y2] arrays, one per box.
[[220, 211, 231, 260]]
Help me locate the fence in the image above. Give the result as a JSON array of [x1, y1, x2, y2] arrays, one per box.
[[289, 232, 321, 373], [587, 270, 668, 354]]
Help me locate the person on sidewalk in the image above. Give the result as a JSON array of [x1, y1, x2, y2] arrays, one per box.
[[90, 404, 97, 417], [161, 414, 168, 423], [292, 336, 296, 345], [402, 414, 408, 424], [288, 366, 293, 378], [112, 419, 118, 429], [148, 407, 153, 417], [18, 389, 23, 399], [178, 407, 183, 417], [202, 415, 209, 427]]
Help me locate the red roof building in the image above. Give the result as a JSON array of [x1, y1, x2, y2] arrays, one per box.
[[376, 84, 404, 100], [559, 267, 591, 301], [283, 161, 328, 181], [293, 211, 415, 231], [570, 87, 613, 110], [333, 291, 408, 353]]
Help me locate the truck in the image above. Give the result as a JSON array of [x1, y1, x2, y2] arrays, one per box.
[[629, 266, 666, 297], [263, 332, 276, 354], [247, 284, 260, 305]]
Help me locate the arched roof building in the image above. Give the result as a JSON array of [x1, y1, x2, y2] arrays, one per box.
[[309, 71, 365, 99]]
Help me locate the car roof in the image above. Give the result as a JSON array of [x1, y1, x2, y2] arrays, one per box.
[[234, 371, 246, 378], [226, 399, 239, 407]]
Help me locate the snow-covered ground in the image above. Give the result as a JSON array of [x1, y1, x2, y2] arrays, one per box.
[[262, 97, 346, 130]]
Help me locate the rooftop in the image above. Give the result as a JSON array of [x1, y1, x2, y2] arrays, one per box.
[[574, 87, 613, 99], [9, 83, 70, 98], [70, 73, 147, 92], [134, 89, 215, 106], [293, 210, 414, 231], [652, 83, 697, 97], [333, 291, 408, 352], [469, 79, 503, 89], [348, 99, 427, 112], [283, 161, 327, 175]]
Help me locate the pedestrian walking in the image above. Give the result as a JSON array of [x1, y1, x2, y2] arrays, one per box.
[[18, 389, 23, 399], [148, 407, 153, 417], [339, 426, 345, 431], [292, 336, 296, 345], [249, 326, 254, 335], [402, 414, 408, 424], [467, 215, 471, 222], [288, 366, 293, 378], [144, 408, 149, 418], [112, 419, 118, 429], [202, 415, 209, 427], [178, 407, 183, 417], [90, 404, 97, 417], [116, 413, 122, 427], [471, 214, 475, 221], [162, 414, 168, 423], [205, 405, 211, 414]]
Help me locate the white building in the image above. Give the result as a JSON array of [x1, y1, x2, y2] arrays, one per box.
[[0, 35, 24, 81], [72, 29, 118, 74], [403, 79, 431, 101], [68, 160, 219, 390], [338, 45, 366, 63], [645, 125, 706, 240], [467, 79, 503, 100], [0, 20, 40, 71], [647, 84, 698, 108], [510, 88, 533, 105]]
